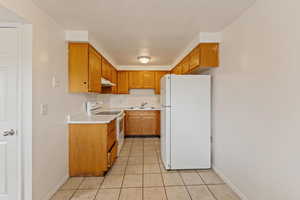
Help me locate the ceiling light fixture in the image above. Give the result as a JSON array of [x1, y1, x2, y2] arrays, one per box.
[[138, 56, 151, 64]]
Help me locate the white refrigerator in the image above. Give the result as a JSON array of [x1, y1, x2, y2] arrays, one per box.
[[160, 74, 211, 170]]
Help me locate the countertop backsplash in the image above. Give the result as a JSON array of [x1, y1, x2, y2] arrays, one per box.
[[96, 89, 160, 108]]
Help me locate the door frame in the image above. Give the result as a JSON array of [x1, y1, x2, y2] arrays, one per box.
[[0, 23, 33, 200]]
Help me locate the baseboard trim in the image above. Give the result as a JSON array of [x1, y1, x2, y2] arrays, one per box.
[[42, 174, 69, 200], [212, 165, 249, 200]]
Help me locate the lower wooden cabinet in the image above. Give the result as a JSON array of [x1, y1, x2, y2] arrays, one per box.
[[69, 120, 117, 176], [125, 110, 160, 136]]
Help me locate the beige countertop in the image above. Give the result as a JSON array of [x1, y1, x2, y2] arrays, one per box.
[[67, 106, 161, 124]]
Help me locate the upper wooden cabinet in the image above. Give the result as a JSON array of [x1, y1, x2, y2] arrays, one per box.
[[128, 71, 144, 89], [111, 67, 117, 94], [155, 71, 169, 94], [117, 71, 129, 94], [128, 71, 157, 89], [143, 71, 155, 89], [171, 63, 182, 75], [88, 47, 102, 93], [170, 42, 219, 74], [69, 43, 102, 93], [102, 58, 112, 81], [181, 56, 190, 74], [189, 46, 200, 71], [190, 43, 219, 71], [199, 43, 219, 67]]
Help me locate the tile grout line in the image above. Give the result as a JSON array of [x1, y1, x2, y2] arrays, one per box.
[[196, 171, 218, 200], [142, 138, 145, 200], [68, 177, 85, 200], [117, 140, 133, 200], [178, 172, 193, 200], [156, 142, 169, 200]]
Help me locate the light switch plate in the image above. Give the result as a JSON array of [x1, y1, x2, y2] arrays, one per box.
[[40, 104, 48, 115], [52, 76, 60, 88]]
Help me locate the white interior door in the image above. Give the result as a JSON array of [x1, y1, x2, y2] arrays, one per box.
[[0, 27, 19, 200]]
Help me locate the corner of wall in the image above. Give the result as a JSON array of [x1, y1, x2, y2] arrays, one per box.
[[212, 165, 249, 200], [42, 174, 68, 200]]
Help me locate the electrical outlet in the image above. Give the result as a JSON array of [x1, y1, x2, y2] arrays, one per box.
[[52, 76, 60, 88], [40, 104, 48, 115]]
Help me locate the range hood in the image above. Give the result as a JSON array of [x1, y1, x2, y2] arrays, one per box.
[[101, 78, 115, 87]]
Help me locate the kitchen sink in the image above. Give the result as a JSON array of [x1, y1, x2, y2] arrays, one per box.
[[95, 111, 121, 115]]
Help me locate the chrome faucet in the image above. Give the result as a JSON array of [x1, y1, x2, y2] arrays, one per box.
[[140, 101, 148, 107]]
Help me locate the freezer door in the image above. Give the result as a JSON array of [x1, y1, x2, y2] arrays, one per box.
[[170, 75, 211, 169]]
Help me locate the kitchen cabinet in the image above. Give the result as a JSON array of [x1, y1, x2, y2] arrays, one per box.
[[117, 71, 129, 94], [102, 58, 112, 81], [198, 43, 219, 67], [69, 120, 117, 176], [171, 64, 182, 75], [68, 43, 102, 93], [181, 56, 190, 74], [155, 71, 169, 94], [111, 67, 118, 94], [170, 42, 219, 74], [189, 45, 200, 71], [88, 47, 102, 93], [143, 71, 155, 88], [128, 71, 156, 89], [125, 110, 160, 136], [129, 71, 144, 89]]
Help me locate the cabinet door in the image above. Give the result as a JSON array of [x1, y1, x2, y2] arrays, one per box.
[[88, 47, 102, 93], [173, 64, 182, 75], [102, 58, 112, 80], [111, 67, 117, 94], [155, 71, 169, 94], [142, 114, 157, 135], [129, 71, 143, 89], [125, 112, 142, 135], [156, 111, 160, 135], [117, 71, 129, 94], [143, 71, 155, 88], [181, 56, 190, 74], [68, 43, 89, 92], [190, 46, 200, 71], [199, 43, 219, 67]]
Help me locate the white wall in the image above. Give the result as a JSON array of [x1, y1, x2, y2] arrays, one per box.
[[0, 1, 91, 200], [212, 0, 300, 199]]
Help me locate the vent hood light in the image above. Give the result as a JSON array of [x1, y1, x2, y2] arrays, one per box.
[[138, 56, 151, 64]]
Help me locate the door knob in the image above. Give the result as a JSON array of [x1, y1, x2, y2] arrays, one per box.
[[3, 129, 16, 136]]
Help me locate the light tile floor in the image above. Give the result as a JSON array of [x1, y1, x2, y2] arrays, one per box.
[[51, 138, 240, 200]]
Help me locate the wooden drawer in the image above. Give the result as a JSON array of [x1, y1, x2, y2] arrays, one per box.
[[107, 142, 117, 168]]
